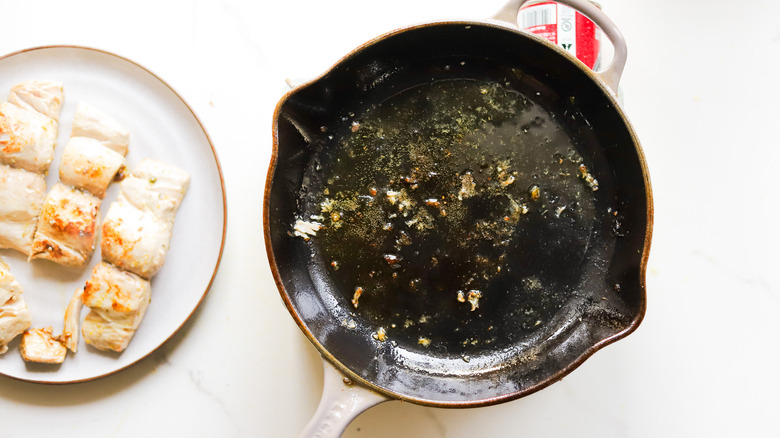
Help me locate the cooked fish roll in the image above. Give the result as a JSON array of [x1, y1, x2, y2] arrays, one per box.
[[71, 101, 129, 156], [101, 199, 173, 279], [81, 309, 149, 353], [0, 258, 32, 354], [81, 262, 151, 352], [99, 160, 189, 278], [118, 159, 190, 223], [0, 102, 58, 173], [30, 183, 101, 267], [0, 164, 47, 254], [59, 136, 125, 198], [19, 327, 66, 363], [7, 80, 64, 121]]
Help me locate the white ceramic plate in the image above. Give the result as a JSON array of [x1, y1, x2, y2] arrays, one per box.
[[0, 46, 226, 383]]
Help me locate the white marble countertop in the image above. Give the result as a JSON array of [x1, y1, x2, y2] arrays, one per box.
[[1, 0, 778, 436]]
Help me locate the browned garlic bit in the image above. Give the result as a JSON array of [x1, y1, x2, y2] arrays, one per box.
[[341, 318, 357, 330], [351, 286, 364, 308], [529, 184, 541, 201], [496, 160, 516, 187], [383, 254, 400, 265], [372, 327, 387, 341], [467, 290, 482, 311], [387, 189, 415, 216], [578, 164, 599, 191], [457, 172, 476, 200], [293, 219, 322, 240], [505, 196, 529, 223]]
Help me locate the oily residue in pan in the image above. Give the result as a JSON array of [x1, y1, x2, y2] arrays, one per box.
[[297, 78, 609, 355]]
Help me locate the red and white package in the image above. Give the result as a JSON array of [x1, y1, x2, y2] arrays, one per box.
[[518, 1, 602, 70]]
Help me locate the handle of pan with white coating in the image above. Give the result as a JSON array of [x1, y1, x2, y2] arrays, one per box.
[[491, 0, 627, 96], [300, 359, 389, 438]]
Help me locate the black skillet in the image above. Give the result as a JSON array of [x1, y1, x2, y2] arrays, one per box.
[[265, 0, 652, 435]]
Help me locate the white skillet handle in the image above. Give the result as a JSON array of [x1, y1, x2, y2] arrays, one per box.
[[491, 0, 627, 96], [300, 359, 389, 438]]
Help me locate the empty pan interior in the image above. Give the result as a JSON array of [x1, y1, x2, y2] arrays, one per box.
[[267, 21, 650, 406]]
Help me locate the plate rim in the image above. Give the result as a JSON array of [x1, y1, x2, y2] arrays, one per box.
[[0, 44, 227, 385]]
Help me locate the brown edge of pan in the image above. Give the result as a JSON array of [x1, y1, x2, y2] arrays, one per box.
[[266, 19, 653, 408], [0, 44, 228, 385]]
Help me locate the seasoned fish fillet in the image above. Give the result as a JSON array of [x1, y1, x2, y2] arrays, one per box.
[[19, 327, 66, 364], [0, 102, 58, 173], [82, 262, 151, 312], [0, 258, 32, 354], [59, 136, 125, 198], [0, 164, 47, 254], [81, 309, 149, 353], [30, 183, 101, 267], [101, 199, 173, 279], [71, 101, 129, 156], [117, 177, 180, 224], [7, 80, 64, 121], [61, 288, 83, 353], [118, 159, 190, 223], [100, 160, 189, 278], [81, 262, 151, 352]]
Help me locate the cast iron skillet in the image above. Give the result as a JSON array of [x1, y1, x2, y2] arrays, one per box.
[[265, 0, 652, 435]]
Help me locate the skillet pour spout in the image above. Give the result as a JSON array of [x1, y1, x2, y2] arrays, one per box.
[[266, 2, 652, 414]]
